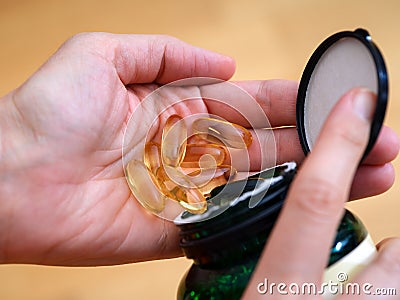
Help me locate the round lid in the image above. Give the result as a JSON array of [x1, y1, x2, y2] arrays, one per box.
[[296, 28, 388, 159]]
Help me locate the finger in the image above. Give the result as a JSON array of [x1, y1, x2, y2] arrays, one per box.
[[350, 163, 395, 200], [251, 88, 376, 283], [376, 237, 398, 250], [337, 238, 400, 300], [362, 126, 400, 165], [232, 131, 394, 198], [200, 80, 298, 128], [77, 33, 236, 85], [227, 127, 304, 171]]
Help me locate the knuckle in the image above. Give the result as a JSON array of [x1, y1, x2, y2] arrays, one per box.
[[68, 32, 99, 43], [333, 125, 369, 151], [259, 130, 273, 156], [64, 32, 112, 49], [256, 80, 273, 114], [275, 128, 304, 164], [291, 177, 344, 220], [156, 34, 179, 43]]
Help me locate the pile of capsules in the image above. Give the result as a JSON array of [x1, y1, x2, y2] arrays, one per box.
[[126, 115, 253, 215]]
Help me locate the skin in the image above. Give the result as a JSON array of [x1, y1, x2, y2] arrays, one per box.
[[0, 33, 399, 297], [243, 88, 400, 299]]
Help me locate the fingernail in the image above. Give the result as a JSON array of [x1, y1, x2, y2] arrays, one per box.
[[353, 88, 376, 122]]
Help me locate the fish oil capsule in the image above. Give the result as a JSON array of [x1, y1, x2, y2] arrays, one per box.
[[187, 165, 236, 187], [188, 165, 237, 196], [125, 160, 165, 213], [186, 134, 210, 145], [161, 115, 187, 166], [144, 142, 161, 173], [197, 154, 218, 171], [157, 166, 208, 214], [192, 117, 253, 149], [156, 165, 196, 190], [180, 143, 228, 168], [171, 186, 208, 214], [157, 161, 231, 191]]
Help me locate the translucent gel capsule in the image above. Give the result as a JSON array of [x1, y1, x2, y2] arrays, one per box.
[[188, 165, 237, 196], [201, 154, 221, 171], [144, 142, 161, 173], [180, 144, 227, 168], [192, 117, 253, 149], [171, 186, 208, 214], [125, 160, 165, 213], [156, 165, 196, 190], [187, 165, 235, 186], [186, 134, 210, 145], [161, 115, 187, 166], [157, 167, 208, 214]]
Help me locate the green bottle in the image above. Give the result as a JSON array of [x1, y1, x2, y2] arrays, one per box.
[[175, 162, 376, 300]]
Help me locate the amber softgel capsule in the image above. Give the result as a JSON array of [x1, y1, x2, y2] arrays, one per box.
[[125, 160, 166, 213], [171, 185, 208, 214], [192, 117, 253, 149], [180, 143, 227, 168], [161, 115, 187, 167], [144, 142, 161, 173], [127, 115, 253, 216]]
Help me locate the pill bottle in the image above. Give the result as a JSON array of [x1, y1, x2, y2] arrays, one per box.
[[174, 162, 376, 299], [175, 28, 388, 300]]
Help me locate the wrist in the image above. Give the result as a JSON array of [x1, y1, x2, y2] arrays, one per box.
[[0, 91, 38, 264], [0, 92, 18, 263], [1, 93, 20, 170], [0, 92, 37, 172]]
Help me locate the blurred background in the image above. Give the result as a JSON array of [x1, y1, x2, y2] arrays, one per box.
[[0, 0, 399, 299]]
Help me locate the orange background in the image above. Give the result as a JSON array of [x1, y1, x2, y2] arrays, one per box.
[[0, 0, 399, 299]]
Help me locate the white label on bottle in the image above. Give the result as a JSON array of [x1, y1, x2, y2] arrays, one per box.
[[322, 234, 377, 299]]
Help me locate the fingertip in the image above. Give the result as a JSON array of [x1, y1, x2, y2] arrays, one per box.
[[383, 126, 400, 161], [362, 126, 400, 165], [350, 163, 395, 200], [351, 87, 377, 122], [381, 162, 396, 190], [367, 163, 395, 193], [212, 52, 236, 81], [385, 125, 400, 154], [194, 46, 236, 80], [302, 88, 375, 194], [375, 237, 400, 273], [201, 47, 236, 79], [376, 237, 400, 251]]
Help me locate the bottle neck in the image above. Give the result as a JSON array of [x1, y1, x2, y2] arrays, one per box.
[[176, 164, 295, 269], [180, 208, 368, 270], [175, 163, 368, 270], [186, 212, 280, 269]]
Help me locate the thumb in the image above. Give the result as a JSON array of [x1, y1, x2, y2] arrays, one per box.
[[247, 88, 377, 287], [302, 87, 376, 196]]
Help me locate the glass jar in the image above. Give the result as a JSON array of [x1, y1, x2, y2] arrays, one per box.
[[174, 162, 376, 300]]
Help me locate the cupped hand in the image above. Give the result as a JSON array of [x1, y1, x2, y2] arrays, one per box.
[[0, 33, 397, 266]]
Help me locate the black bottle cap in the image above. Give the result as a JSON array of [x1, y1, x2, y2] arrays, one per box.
[[174, 162, 297, 265], [296, 28, 388, 159]]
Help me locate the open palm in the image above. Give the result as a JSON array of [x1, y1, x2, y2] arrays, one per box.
[[0, 33, 397, 266]]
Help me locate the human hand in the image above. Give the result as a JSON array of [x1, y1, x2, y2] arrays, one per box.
[[0, 33, 397, 266], [243, 89, 400, 299]]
